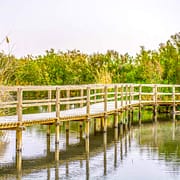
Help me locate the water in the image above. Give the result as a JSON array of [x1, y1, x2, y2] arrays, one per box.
[[0, 116, 180, 180]]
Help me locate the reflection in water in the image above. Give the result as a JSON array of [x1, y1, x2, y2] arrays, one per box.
[[0, 119, 180, 179], [86, 153, 89, 180], [103, 132, 107, 176]]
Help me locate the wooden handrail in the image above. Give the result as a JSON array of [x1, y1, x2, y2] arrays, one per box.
[[0, 84, 180, 119]]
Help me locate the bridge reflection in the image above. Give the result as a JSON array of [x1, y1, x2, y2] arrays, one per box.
[[0, 120, 179, 180]]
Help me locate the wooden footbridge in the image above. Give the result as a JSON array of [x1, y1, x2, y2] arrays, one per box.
[[0, 83, 180, 173]]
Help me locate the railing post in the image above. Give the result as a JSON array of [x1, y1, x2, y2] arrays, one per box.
[[115, 85, 118, 110], [138, 85, 142, 125], [80, 89, 84, 108], [94, 88, 97, 104], [55, 87, 60, 161], [172, 86, 176, 114], [103, 86, 108, 132], [129, 84, 134, 127], [114, 85, 118, 128], [66, 89, 70, 147], [66, 89, 70, 110], [104, 86, 108, 113], [85, 86, 91, 153], [16, 87, 23, 174], [125, 85, 128, 106], [153, 84, 157, 104], [17, 88, 23, 122], [130, 84, 134, 103], [121, 85, 124, 108], [153, 84, 157, 122], [86, 86, 90, 117], [48, 89, 52, 113], [56, 87, 60, 119], [47, 89, 52, 137]]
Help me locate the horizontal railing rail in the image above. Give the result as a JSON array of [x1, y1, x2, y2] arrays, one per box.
[[0, 84, 180, 126]]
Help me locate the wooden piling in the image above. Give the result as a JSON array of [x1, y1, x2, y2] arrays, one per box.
[[66, 122, 69, 147], [114, 112, 119, 128], [55, 139, 59, 162], [46, 132, 50, 155], [16, 127, 22, 173], [79, 121, 83, 141], [94, 118, 97, 135]]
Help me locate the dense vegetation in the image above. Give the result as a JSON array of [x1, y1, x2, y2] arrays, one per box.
[[0, 32, 180, 85]]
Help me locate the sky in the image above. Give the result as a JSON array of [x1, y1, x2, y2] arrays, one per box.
[[0, 0, 180, 57]]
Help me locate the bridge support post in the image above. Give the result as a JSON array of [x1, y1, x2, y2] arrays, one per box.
[[128, 109, 132, 128], [138, 107, 142, 125], [94, 118, 97, 135], [114, 125, 118, 141], [119, 121, 123, 136], [101, 117, 104, 132], [79, 121, 83, 142], [16, 127, 22, 174], [153, 105, 157, 122], [114, 112, 119, 128], [103, 115, 107, 133], [46, 130, 51, 156], [85, 118, 90, 153], [55, 121, 60, 162], [66, 122, 70, 147], [131, 108, 134, 123]]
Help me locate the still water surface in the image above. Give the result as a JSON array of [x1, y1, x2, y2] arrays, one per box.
[[0, 117, 180, 180]]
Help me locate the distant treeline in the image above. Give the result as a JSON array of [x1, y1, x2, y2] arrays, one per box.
[[0, 32, 180, 85]]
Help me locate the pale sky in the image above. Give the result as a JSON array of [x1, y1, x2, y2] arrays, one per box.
[[0, 0, 180, 57]]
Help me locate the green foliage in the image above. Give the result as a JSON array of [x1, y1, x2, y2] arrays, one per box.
[[0, 32, 179, 85]]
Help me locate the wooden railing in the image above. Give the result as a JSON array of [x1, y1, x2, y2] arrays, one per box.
[[0, 84, 180, 122]]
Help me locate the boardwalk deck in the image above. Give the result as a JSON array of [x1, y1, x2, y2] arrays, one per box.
[[0, 100, 179, 130], [0, 83, 180, 129], [0, 101, 138, 129]]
